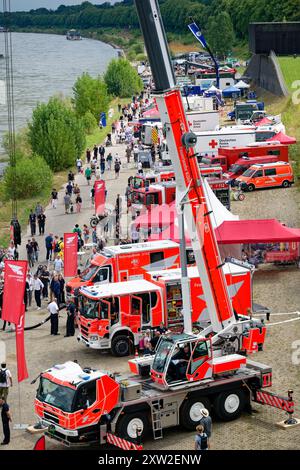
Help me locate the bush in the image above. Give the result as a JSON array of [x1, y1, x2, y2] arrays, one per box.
[[3, 155, 53, 200], [28, 97, 86, 171], [82, 111, 97, 134], [104, 58, 143, 98]]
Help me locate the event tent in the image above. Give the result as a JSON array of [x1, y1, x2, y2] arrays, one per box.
[[267, 131, 297, 145], [255, 117, 274, 126], [222, 86, 241, 98], [235, 80, 250, 89]]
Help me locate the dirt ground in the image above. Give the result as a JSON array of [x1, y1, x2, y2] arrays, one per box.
[[0, 145, 300, 451]]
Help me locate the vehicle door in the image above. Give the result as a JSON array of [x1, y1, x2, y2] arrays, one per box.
[[93, 266, 111, 285], [252, 169, 264, 188], [97, 299, 111, 338], [264, 168, 277, 186], [186, 340, 212, 382], [128, 295, 142, 333]]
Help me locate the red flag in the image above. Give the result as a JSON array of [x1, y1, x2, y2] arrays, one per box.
[[15, 303, 28, 383], [33, 436, 46, 450], [64, 233, 78, 277], [94, 180, 106, 215], [2, 260, 27, 324]]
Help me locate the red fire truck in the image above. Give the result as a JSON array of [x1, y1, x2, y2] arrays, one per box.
[[66, 240, 193, 297], [202, 143, 289, 172], [76, 262, 253, 356]]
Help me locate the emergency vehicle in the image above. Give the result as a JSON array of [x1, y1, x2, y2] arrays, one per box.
[[66, 240, 190, 297], [77, 262, 253, 356], [130, 171, 175, 190], [201, 142, 288, 171], [128, 180, 176, 211], [236, 161, 294, 191], [224, 154, 287, 183], [35, 1, 294, 448]]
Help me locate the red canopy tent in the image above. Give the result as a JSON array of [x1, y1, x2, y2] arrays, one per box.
[[215, 219, 300, 244], [267, 132, 297, 145], [256, 117, 273, 126], [142, 106, 160, 120], [149, 219, 300, 245]]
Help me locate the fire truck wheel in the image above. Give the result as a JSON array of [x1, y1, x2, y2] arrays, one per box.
[[179, 397, 211, 430], [111, 335, 131, 357], [247, 184, 255, 192], [116, 412, 149, 441], [282, 180, 290, 188], [90, 217, 98, 228], [213, 389, 245, 421]]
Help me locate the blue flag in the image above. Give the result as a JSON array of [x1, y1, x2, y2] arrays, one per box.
[[99, 112, 107, 128], [188, 22, 208, 49]]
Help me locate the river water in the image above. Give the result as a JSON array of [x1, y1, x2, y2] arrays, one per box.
[[0, 32, 118, 163]]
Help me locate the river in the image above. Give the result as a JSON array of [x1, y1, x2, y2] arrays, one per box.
[[0, 32, 118, 162]]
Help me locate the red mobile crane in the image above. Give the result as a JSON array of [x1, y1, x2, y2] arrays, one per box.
[[33, 0, 295, 447]]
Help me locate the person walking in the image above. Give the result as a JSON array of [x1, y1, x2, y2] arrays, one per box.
[[95, 166, 101, 180], [114, 159, 121, 179], [50, 274, 60, 304], [76, 157, 83, 174], [199, 409, 212, 448], [51, 188, 58, 209], [26, 273, 33, 308], [90, 186, 95, 206], [86, 148, 91, 164], [64, 192, 71, 214], [33, 274, 43, 310], [93, 144, 98, 160], [137, 161, 143, 175], [48, 298, 59, 335], [0, 364, 12, 401], [0, 398, 11, 446], [195, 425, 209, 451], [99, 144, 105, 159], [66, 181, 73, 196], [65, 300, 76, 337], [68, 171, 75, 183], [45, 233, 53, 262], [83, 225, 90, 245], [31, 238, 39, 263], [58, 273, 65, 305], [28, 210, 36, 237], [106, 152, 113, 170], [85, 166, 92, 186], [26, 239, 35, 268], [40, 266, 50, 300], [54, 255, 63, 274], [73, 224, 82, 237], [100, 155, 105, 176], [37, 213, 46, 236], [76, 193, 82, 213]]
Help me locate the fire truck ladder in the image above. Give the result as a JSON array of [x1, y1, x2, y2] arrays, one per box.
[[150, 400, 163, 440]]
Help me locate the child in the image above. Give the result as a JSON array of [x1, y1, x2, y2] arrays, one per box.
[[195, 425, 209, 451]]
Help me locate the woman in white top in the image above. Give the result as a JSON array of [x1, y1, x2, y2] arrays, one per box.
[[7, 241, 15, 260]]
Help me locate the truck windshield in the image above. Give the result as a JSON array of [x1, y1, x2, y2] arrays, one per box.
[[152, 339, 174, 373], [228, 164, 242, 174], [242, 168, 256, 178], [81, 265, 99, 282], [80, 298, 99, 319], [37, 377, 75, 413]]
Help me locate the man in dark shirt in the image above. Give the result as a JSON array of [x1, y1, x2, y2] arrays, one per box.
[[0, 398, 11, 445], [37, 213, 46, 236], [28, 210, 36, 237], [45, 233, 53, 261], [150, 330, 161, 351], [65, 300, 76, 337], [26, 239, 35, 268], [40, 266, 50, 300]]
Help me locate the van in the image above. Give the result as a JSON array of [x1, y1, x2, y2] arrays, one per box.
[[224, 155, 283, 182], [236, 161, 294, 192]]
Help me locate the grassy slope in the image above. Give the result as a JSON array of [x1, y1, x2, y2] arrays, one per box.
[[277, 57, 300, 91]]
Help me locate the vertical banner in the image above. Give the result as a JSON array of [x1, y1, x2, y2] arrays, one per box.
[[64, 233, 78, 278], [15, 304, 28, 383], [2, 260, 27, 324], [94, 180, 106, 216]]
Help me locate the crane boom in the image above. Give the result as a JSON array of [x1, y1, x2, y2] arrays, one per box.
[[135, 0, 235, 332]]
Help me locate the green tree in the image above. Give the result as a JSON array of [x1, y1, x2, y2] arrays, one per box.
[[206, 11, 235, 57], [72, 73, 110, 121], [28, 97, 85, 172], [3, 155, 53, 200], [104, 58, 143, 98]]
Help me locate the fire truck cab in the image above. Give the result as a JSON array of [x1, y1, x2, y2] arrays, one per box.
[[128, 181, 176, 211], [130, 171, 175, 190]]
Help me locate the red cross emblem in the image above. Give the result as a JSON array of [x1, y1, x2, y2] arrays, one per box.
[[209, 139, 218, 149]]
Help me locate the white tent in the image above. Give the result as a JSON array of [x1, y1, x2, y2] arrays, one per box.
[[207, 85, 222, 94], [203, 178, 239, 228], [235, 80, 250, 89]]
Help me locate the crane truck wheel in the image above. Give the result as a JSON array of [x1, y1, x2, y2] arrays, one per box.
[[213, 389, 245, 421], [116, 412, 149, 441], [111, 335, 131, 357], [179, 397, 211, 431]]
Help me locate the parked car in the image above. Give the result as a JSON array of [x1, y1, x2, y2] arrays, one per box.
[[236, 161, 294, 191]]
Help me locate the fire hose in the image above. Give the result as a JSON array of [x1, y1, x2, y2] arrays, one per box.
[[24, 304, 67, 331]]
